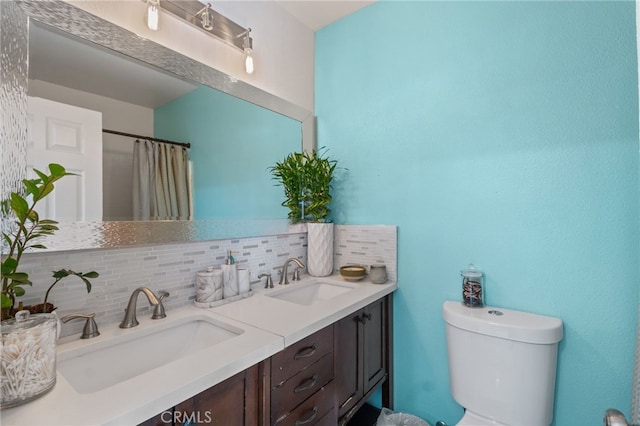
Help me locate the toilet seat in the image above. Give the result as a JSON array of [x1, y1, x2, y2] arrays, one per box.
[[456, 410, 507, 426]]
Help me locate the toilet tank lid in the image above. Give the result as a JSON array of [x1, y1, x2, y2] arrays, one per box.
[[443, 301, 563, 344]]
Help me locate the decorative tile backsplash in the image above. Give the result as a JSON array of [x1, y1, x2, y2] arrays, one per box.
[[15, 224, 396, 338], [18, 233, 307, 337], [333, 225, 397, 282]]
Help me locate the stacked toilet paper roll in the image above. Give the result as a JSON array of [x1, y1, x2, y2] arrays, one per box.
[[196, 267, 223, 303]]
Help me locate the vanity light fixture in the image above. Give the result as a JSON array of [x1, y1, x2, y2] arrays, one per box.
[[146, 0, 160, 31], [145, 0, 255, 74], [243, 29, 254, 75], [197, 3, 214, 31]]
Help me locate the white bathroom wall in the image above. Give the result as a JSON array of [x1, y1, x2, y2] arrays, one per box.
[[29, 79, 154, 220], [65, 0, 315, 113]]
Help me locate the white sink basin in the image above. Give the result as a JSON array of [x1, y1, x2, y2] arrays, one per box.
[[266, 281, 357, 305], [58, 315, 244, 394]]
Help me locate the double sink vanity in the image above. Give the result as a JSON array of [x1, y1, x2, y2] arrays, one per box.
[[1, 275, 396, 426]]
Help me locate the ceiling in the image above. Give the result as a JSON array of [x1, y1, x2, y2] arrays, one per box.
[[275, 0, 376, 31]]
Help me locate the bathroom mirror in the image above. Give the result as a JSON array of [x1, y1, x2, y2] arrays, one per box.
[[1, 0, 312, 251], [28, 23, 302, 222]]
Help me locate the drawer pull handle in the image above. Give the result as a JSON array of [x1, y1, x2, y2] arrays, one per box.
[[357, 312, 372, 323], [295, 406, 318, 425], [294, 344, 317, 360], [294, 374, 318, 394]]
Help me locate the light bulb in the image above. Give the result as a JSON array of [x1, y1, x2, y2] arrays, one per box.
[[243, 30, 254, 75], [245, 50, 254, 74], [201, 6, 213, 31], [146, 0, 159, 31]]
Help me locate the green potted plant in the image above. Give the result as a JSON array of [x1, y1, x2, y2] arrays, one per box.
[[269, 148, 338, 223], [1, 163, 99, 408], [270, 148, 339, 276], [1, 164, 98, 320]]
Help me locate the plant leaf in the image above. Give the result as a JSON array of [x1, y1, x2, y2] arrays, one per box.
[[49, 163, 67, 177], [1, 293, 13, 309], [82, 271, 100, 279], [38, 182, 55, 199], [1, 257, 18, 275], [5, 272, 31, 284], [79, 276, 92, 293], [22, 179, 40, 197], [33, 168, 48, 183], [52, 269, 71, 279], [10, 193, 29, 221]]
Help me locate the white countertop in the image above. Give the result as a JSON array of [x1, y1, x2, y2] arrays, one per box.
[[213, 275, 397, 346], [1, 274, 396, 425]]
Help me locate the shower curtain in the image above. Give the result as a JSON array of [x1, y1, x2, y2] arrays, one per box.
[[132, 140, 192, 220]]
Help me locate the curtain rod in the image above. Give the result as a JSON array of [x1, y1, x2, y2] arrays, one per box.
[[102, 129, 191, 149]]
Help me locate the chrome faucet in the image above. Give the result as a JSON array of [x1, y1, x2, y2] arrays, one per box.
[[278, 258, 305, 285], [120, 287, 161, 328]]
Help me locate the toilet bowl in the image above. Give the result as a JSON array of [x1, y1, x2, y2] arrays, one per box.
[[443, 301, 563, 426]]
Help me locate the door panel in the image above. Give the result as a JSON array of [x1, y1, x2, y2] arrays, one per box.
[[27, 96, 102, 221], [364, 298, 386, 393], [335, 312, 363, 418]]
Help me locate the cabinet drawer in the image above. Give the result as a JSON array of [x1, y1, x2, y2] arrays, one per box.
[[274, 381, 335, 426], [271, 353, 334, 423], [314, 406, 337, 426], [272, 325, 333, 385]]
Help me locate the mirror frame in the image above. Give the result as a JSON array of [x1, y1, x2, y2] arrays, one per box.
[[0, 0, 312, 251]]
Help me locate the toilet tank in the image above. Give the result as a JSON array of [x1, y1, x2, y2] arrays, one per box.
[[443, 301, 563, 426]]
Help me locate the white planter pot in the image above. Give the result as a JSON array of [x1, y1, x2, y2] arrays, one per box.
[[307, 222, 334, 277]]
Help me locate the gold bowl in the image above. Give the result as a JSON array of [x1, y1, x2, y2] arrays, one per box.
[[339, 265, 366, 281]]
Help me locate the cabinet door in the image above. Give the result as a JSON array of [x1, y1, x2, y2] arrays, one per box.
[[363, 297, 386, 394], [138, 411, 173, 426], [334, 310, 364, 419], [174, 364, 260, 426]]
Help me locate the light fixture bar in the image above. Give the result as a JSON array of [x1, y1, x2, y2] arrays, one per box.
[[159, 0, 250, 52]]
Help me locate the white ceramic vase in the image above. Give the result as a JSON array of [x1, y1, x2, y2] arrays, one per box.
[[307, 222, 334, 277]]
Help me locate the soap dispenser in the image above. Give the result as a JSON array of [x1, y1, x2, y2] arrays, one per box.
[[222, 250, 239, 299]]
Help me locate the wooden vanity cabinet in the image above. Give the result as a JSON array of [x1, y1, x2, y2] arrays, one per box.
[[335, 295, 393, 425], [140, 293, 393, 426], [269, 325, 336, 426], [138, 364, 263, 426]]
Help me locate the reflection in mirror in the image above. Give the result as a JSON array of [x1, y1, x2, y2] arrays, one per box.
[[28, 23, 300, 221], [2, 0, 312, 252]]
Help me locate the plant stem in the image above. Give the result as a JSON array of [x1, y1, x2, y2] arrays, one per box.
[[42, 277, 63, 310]]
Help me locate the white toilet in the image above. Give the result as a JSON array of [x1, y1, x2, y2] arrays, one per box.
[[443, 301, 563, 426]]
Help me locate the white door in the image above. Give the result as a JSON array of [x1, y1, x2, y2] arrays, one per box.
[[27, 96, 103, 221]]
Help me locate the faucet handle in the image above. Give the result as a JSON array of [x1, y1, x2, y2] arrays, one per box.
[[258, 273, 273, 289], [61, 313, 100, 339], [292, 267, 301, 282], [151, 291, 170, 320]]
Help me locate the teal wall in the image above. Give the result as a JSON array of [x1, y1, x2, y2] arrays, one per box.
[[155, 86, 300, 219], [316, 1, 639, 425]]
